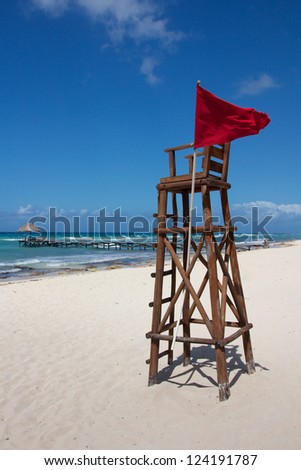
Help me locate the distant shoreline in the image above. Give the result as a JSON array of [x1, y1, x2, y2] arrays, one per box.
[[0, 239, 296, 284]]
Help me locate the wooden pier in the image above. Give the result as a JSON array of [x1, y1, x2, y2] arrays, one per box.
[[18, 236, 268, 252], [18, 236, 156, 251]]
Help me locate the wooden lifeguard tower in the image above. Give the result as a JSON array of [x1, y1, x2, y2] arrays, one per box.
[[146, 141, 255, 401]]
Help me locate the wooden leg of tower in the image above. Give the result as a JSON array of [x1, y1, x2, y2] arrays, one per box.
[[230, 235, 255, 374], [168, 192, 178, 365], [203, 187, 230, 400], [168, 251, 176, 365], [148, 189, 167, 385], [182, 192, 191, 366], [206, 234, 230, 400], [221, 188, 255, 375], [242, 330, 255, 374], [216, 345, 231, 401]]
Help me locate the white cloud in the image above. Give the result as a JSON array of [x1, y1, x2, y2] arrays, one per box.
[[234, 201, 301, 216], [30, 0, 183, 83], [128, 12, 183, 47], [31, 0, 182, 46], [236, 73, 279, 97], [231, 200, 301, 233], [31, 0, 70, 15], [277, 204, 301, 215], [17, 204, 33, 215], [76, 0, 154, 23], [140, 56, 160, 85]]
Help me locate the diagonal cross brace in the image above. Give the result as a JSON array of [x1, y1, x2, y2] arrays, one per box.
[[158, 237, 204, 333], [164, 238, 214, 337]]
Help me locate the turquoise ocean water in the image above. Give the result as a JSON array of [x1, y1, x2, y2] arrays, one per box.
[[0, 232, 158, 281], [0, 232, 300, 281]]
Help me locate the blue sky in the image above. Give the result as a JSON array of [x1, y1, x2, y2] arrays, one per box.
[[1, 0, 301, 232]]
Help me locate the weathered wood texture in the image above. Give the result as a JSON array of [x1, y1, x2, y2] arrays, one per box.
[[147, 142, 255, 401]]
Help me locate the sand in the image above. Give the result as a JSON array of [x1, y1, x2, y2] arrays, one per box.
[[0, 242, 301, 450]]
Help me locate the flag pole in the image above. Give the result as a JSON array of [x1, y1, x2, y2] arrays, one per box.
[[171, 81, 200, 350]]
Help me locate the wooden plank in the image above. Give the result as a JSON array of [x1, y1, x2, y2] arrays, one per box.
[[158, 282, 185, 332], [146, 332, 216, 345], [160, 171, 206, 184], [221, 142, 231, 181], [184, 151, 204, 159], [149, 297, 172, 308], [168, 150, 176, 178], [164, 238, 214, 337], [190, 319, 243, 328], [204, 233, 223, 342], [169, 191, 178, 364], [148, 189, 167, 385], [221, 188, 231, 226], [153, 213, 177, 219], [151, 269, 172, 278], [209, 159, 223, 174], [188, 271, 209, 319], [202, 146, 210, 176], [164, 143, 194, 152], [182, 191, 191, 365], [185, 151, 204, 173], [218, 323, 253, 346], [158, 239, 203, 333], [202, 185, 229, 388], [147, 328, 252, 347], [145, 350, 169, 364], [191, 234, 238, 323], [227, 230, 255, 369], [158, 178, 231, 192], [209, 145, 224, 160], [220, 239, 231, 331], [160, 320, 182, 333], [215, 241, 246, 322]]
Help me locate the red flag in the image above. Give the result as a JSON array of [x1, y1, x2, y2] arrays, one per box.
[[194, 84, 270, 149]]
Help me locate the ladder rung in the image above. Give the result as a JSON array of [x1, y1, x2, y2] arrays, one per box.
[[149, 297, 172, 308], [153, 213, 177, 219], [145, 350, 169, 364], [150, 269, 173, 278], [146, 331, 216, 345]]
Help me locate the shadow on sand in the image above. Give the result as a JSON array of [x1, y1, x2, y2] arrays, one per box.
[[156, 344, 268, 390]]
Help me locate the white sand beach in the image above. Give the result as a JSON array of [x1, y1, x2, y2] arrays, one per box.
[[0, 242, 301, 450]]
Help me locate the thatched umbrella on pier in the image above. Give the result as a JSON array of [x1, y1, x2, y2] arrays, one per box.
[[17, 222, 41, 233]]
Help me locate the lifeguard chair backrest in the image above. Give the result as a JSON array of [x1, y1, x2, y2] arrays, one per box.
[[202, 142, 231, 182], [164, 142, 231, 182]]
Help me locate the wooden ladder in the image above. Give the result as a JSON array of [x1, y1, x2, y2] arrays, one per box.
[[146, 142, 255, 401]]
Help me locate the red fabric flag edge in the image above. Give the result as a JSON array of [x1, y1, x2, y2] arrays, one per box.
[[194, 85, 271, 149]]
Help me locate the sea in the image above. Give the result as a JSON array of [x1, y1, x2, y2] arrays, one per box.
[[0, 232, 300, 281]]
